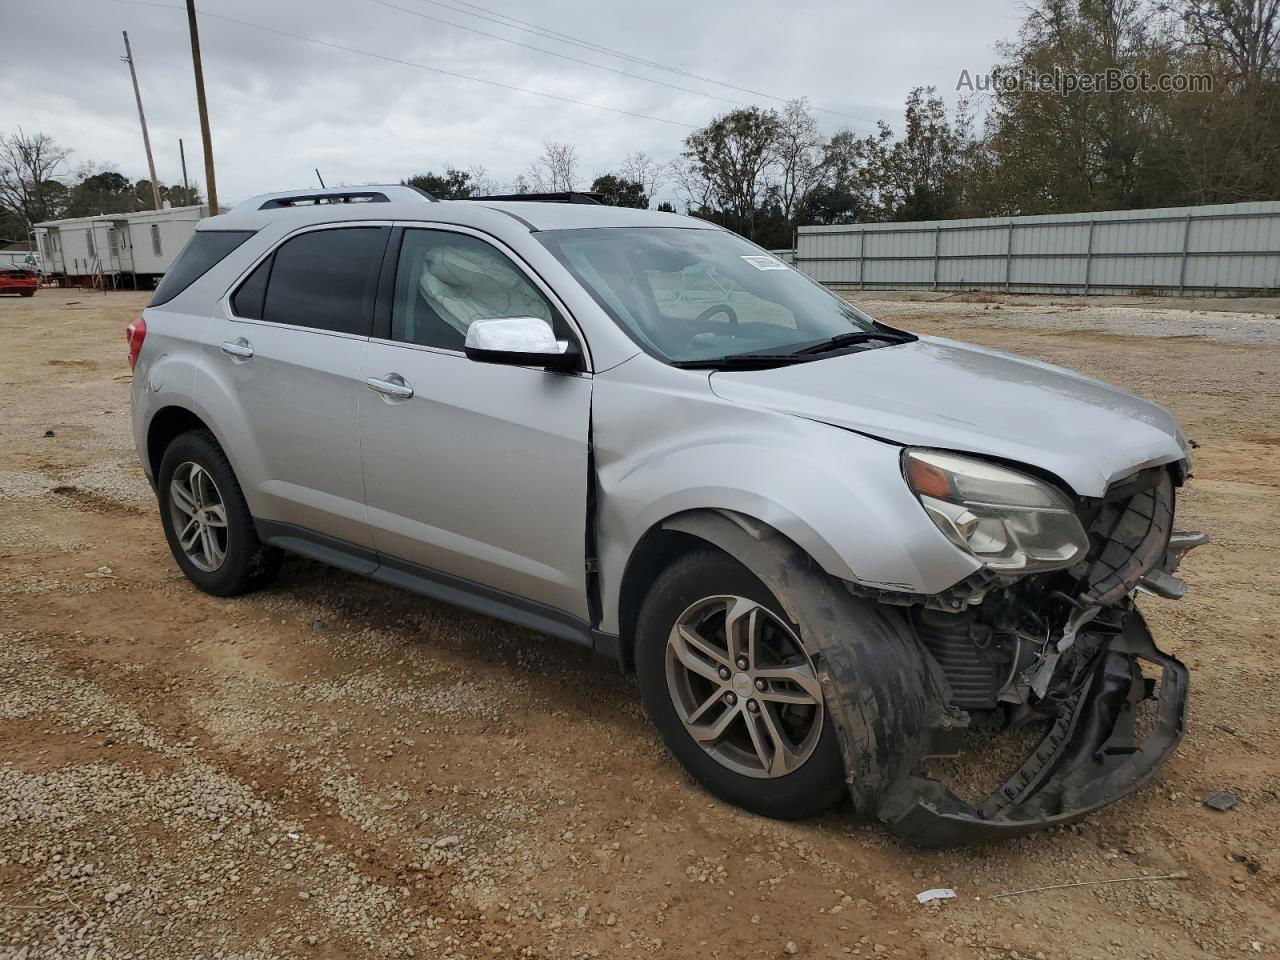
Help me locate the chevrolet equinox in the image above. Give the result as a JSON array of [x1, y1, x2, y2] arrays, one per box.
[[128, 186, 1204, 846]]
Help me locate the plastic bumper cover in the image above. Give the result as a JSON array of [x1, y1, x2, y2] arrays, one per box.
[[878, 611, 1187, 847]]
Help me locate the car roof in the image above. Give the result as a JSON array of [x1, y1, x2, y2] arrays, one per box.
[[202, 186, 716, 235]]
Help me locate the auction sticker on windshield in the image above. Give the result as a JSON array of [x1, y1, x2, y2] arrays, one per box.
[[740, 255, 789, 271]]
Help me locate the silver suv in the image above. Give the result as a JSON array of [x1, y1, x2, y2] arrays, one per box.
[[129, 186, 1204, 846]]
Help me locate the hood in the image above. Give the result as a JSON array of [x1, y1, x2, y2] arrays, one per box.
[[707, 335, 1186, 497]]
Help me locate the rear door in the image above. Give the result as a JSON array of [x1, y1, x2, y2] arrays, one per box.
[[204, 224, 389, 548], [358, 225, 592, 619]]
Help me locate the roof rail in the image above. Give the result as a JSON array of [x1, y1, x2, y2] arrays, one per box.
[[240, 184, 436, 212], [462, 191, 604, 205]]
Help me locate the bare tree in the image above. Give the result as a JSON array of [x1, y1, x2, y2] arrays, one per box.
[[467, 162, 496, 196], [528, 141, 579, 192], [619, 150, 669, 198], [1177, 0, 1280, 84], [773, 100, 826, 224], [507, 173, 534, 195], [669, 156, 715, 214], [0, 130, 71, 230]]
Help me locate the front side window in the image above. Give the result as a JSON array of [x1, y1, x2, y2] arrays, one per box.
[[390, 229, 561, 350], [259, 226, 387, 336], [538, 226, 879, 363]]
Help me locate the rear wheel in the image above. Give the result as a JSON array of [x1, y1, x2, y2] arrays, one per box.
[[635, 549, 846, 819], [157, 429, 280, 596], [19, 289, 35, 297]]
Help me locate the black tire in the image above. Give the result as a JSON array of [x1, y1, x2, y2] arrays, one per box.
[[157, 429, 281, 596], [635, 549, 847, 820], [19, 290, 35, 297]]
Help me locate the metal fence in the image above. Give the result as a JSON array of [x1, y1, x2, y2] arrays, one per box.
[[794, 201, 1280, 295]]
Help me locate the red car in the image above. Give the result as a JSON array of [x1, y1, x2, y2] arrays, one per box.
[[0, 264, 38, 297]]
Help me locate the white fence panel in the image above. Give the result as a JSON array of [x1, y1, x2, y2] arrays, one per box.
[[795, 201, 1280, 295]]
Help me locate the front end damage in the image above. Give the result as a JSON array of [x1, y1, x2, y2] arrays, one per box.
[[851, 462, 1204, 846], [666, 462, 1204, 847]]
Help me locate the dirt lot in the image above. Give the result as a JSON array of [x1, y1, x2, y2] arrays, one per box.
[[1, 290, 1277, 960]]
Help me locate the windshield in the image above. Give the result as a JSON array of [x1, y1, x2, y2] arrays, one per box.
[[537, 226, 881, 364]]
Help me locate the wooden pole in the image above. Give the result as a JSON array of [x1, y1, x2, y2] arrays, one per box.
[[122, 31, 162, 210], [185, 0, 219, 216], [179, 138, 190, 197]]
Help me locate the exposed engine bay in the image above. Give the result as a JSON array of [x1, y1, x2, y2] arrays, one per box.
[[913, 464, 1199, 713]]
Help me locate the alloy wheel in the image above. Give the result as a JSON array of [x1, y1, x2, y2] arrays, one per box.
[[168, 461, 229, 573], [665, 595, 825, 779]]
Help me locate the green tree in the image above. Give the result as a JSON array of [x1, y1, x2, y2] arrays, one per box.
[[883, 88, 976, 220], [682, 107, 782, 239], [159, 182, 203, 208], [402, 168, 478, 199], [64, 171, 139, 217], [981, 0, 1179, 213], [589, 173, 648, 208]]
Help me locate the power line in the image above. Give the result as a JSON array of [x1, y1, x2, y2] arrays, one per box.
[[417, 0, 881, 126], [102, 0, 698, 128], [369, 0, 754, 113]]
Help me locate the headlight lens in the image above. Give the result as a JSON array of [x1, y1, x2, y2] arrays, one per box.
[[903, 449, 1089, 573]]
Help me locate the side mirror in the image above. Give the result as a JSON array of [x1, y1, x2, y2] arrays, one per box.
[[463, 317, 579, 371]]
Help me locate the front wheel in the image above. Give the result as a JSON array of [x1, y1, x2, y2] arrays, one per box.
[[635, 550, 846, 819]]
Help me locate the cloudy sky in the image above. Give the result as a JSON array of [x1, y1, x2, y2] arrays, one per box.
[[2, 0, 1020, 207]]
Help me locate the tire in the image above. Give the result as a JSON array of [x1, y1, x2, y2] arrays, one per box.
[[20, 290, 35, 297], [635, 549, 847, 820], [156, 429, 281, 596]]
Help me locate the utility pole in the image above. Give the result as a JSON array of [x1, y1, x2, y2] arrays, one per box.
[[122, 31, 162, 210], [185, 0, 219, 215], [179, 138, 190, 197]]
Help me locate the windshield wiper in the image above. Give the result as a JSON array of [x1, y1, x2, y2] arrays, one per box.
[[670, 327, 916, 370], [670, 353, 812, 370], [786, 328, 915, 356]]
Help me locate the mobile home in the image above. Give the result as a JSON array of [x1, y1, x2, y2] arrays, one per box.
[[35, 205, 208, 287]]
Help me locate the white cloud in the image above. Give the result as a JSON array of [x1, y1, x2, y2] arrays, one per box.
[[2, 0, 1018, 205]]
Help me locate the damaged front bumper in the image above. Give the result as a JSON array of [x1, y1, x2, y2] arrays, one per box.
[[665, 502, 1202, 848], [876, 609, 1187, 847]]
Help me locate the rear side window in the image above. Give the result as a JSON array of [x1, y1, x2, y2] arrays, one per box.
[[231, 255, 271, 320], [260, 227, 386, 336], [150, 230, 254, 306]]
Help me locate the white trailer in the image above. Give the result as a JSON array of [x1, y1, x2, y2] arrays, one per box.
[[34, 205, 208, 287]]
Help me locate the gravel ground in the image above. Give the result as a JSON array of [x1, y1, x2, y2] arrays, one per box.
[[1, 290, 1277, 960]]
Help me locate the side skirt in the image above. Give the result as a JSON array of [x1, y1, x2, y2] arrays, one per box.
[[256, 520, 622, 659]]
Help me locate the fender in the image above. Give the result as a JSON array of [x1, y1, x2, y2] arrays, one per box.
[[132, 301, 274, 525], [132, 307, 243, 484], [591, 358, 981, 636]]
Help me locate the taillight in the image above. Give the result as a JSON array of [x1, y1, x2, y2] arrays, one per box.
[[126, 316, 147, 370]]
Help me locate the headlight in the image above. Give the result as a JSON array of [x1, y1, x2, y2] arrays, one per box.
[[903, 449, 1088, 573]]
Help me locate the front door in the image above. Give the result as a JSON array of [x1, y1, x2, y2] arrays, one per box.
[[359, 226, 592, 619]]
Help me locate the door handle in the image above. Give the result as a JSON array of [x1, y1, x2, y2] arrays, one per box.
[[220, 337, 254, 360], [366, 374, 414, 400]]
